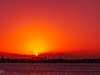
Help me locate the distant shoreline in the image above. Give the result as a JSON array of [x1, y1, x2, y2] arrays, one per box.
[[0, 58, 100, 63]]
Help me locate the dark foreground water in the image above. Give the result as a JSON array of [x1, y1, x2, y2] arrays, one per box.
[[0, 63, 100, 75]]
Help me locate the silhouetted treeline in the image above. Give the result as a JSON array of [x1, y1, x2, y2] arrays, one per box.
[[0, 56, 100, 63]]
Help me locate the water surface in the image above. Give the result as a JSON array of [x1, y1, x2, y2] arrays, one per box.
[[0, 63, 100, 75]]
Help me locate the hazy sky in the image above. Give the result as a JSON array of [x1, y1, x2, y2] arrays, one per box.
[[0, 0, 100, 55]]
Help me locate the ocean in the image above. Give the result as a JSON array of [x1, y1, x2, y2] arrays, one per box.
[[0, 63, 100, 75]]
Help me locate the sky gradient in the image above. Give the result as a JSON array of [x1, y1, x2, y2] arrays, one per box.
[[0, 0, 100, 56]]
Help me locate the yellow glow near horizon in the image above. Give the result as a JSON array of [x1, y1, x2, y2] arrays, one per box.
[[27, 40, 48, 55], [35, 53, 38, 56]]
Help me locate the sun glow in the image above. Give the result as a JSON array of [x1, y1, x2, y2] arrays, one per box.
[[27, 40, 48, 55], [35, 53, 38, 56]]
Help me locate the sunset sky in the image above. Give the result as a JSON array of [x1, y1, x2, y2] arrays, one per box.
[[0, 0, 100, 56]]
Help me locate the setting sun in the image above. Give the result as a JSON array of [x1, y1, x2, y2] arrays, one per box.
[[35, 54, 38, 56], [27, 40, 48, 55]]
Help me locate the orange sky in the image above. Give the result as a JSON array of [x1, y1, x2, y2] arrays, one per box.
[[0, 0, 100, 55]]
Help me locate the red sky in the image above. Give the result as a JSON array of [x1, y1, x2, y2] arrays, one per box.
[[0, 0, 100, 56]]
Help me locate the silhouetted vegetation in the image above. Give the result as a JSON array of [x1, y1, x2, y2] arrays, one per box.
[[0, 56, 100, 63]]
